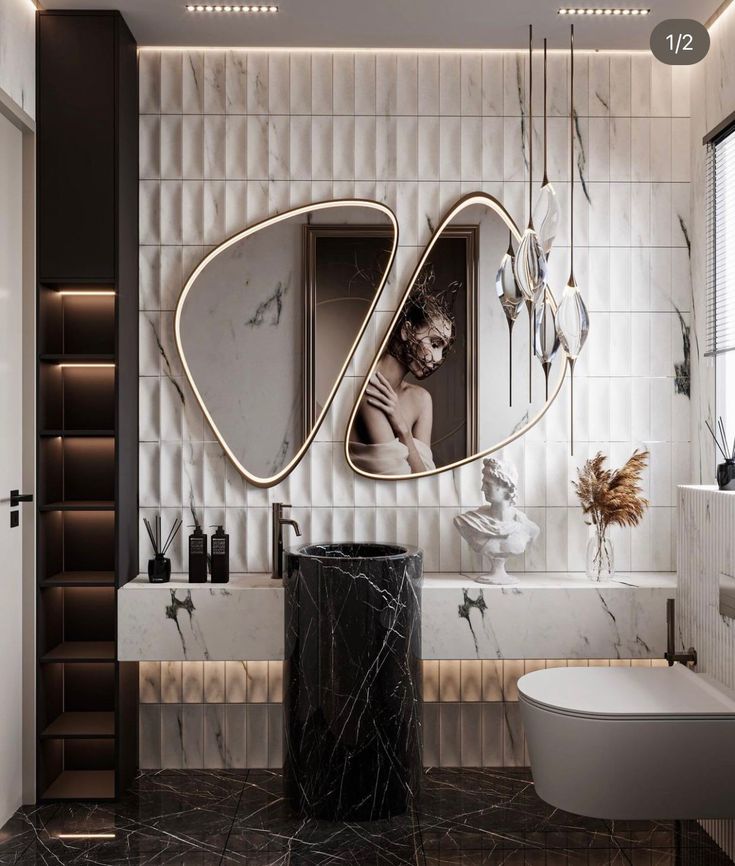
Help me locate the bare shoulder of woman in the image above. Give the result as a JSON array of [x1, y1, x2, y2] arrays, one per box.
[[351, 393, 395, 444], [403, 383, 432, 410]]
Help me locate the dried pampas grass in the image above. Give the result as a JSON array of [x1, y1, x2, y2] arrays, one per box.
[[573, 450, 649, 536]]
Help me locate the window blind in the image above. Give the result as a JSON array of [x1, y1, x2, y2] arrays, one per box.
[[707, 129, 735, 357]]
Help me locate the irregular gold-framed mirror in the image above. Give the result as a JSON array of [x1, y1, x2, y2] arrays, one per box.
[[345, 192, 566, 481], [175, 200, 398, 488]]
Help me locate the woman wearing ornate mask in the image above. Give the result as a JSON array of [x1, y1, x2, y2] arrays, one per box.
[[349, 269, 457, 475]]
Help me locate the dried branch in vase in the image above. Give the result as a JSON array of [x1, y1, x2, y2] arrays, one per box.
[[572, 450, 649, 580]]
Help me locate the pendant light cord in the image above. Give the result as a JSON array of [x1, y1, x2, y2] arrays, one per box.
[[529, 24, 533, 227], [543, 38, 548, 183], [570, 24, 574, 280]]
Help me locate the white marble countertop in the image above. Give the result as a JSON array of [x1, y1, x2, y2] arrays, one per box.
[[421, 572, 676, 590], [119, 571, 675, 662], [124, 571, 676, 590]]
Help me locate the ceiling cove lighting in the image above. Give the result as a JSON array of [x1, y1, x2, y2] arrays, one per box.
[[558, 7, 651, 15], [186, 4, 279, 11]]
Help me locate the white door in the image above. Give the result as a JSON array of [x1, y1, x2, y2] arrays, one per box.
[[0, 110, 25, 825]]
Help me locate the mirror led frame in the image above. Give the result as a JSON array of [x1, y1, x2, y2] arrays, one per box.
[[344, 191, 567, 482], [174, 199, 399, 488]]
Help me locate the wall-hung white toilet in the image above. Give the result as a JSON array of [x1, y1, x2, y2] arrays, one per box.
[[519, 663, 735, 820]]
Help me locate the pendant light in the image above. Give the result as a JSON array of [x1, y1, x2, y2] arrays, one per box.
[[513, 24, 548, 404], [532, 39, 561, 258], [555, 23, 590, 456], [534, 283, 560, 402], [496, 232, 525, 406]]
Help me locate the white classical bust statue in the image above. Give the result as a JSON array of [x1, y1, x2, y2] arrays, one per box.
[[453, 457, 540, 585]]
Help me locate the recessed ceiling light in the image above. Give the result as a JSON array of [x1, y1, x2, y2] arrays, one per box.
[[557, 7, 650, 14], [186, 3, 279, 11]]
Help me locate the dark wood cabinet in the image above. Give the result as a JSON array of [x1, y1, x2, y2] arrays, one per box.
[[36, 10, 139, 801]]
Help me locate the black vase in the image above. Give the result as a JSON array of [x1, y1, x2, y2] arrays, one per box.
[[148, 554, 171, 583], [717, 460, 735, 492]]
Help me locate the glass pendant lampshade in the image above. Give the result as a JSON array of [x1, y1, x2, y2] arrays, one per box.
[[533, 38, 560, 260], [533, 181, 560, 259], [556, 275, 589, 362], [496, 236, 525, 405], [533, 282, 561, 401], [556, 274, 589, 452], [512, 228, 548, 303]]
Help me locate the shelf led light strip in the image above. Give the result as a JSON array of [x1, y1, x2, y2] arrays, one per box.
[[58, 291, 116, 296], [186, 4, 279, 11], [558, 7, 650, 14]]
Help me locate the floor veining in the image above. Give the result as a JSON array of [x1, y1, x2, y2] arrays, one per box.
[[0, 768, 730, 865]]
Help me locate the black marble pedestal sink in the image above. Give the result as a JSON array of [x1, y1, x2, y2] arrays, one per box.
[[284, 543, 422, 821]]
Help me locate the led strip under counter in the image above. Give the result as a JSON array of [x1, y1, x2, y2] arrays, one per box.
[[118, 571, 676, 662]]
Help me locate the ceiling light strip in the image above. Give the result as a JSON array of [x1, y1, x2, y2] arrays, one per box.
[[558, 7, 651, 15], [186, 4, 278, 12]]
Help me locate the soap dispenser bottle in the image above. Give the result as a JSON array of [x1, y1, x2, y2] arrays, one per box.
[[188, 524, 208, 583], [210, 525, 230, 583]]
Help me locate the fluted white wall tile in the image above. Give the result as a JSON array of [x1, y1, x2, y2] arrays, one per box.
[[311, 54, 333, 115], [226, 705, 247, 768], [395, 55, 417, 115], [225, 51, 247, 114], [245, 705, 269, 768], [139, 51, 161, 114], [460, 703, 483, 767], [140, 662, 162, 703], [267, 705, 283, 767], [160, 53, 182, 114], [376, 55, 397, 116], [482, 704, 503, 767], [439, 704, 461, 767], [332, 53, 354, 115], [182, 51, 204, 114], [161, 705, 184, 768], [203, 52, 226, 115], [161, 661, 182, 703], [354, 54, 376, 115], [182, 661, 204, 703], [203, 704, 226, 768], [333, 115, 355, 181], [246, 53, 268, 113], [182, 705, 204, 768], [139, 705, 162, 769], [588, 55, 610, 118], [422, 703, 440, 767]]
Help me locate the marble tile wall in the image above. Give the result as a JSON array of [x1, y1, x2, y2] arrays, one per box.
[[138, 48, 692, 579], [139, 657, 668, 769], [678, 487, 735, 861]]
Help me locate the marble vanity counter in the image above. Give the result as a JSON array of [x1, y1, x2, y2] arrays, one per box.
[[421, 572, 676, 660], [118, 574, 284, 661], [118, 571, 675, 662]]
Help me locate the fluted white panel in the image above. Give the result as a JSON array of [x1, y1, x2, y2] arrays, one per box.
[[679, 487, 735, 860]]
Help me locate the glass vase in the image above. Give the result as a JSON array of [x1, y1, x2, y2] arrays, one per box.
[[586, 528, 614, 581]]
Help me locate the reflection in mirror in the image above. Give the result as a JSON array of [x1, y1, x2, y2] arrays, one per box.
[[175, 201, 397, 487], [346, 193, 567, 480]]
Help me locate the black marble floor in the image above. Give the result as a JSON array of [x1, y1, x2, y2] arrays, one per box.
[[0, 769, 731, 865]]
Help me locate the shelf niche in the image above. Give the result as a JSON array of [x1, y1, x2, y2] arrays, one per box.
[[37, 9, 139, 803]]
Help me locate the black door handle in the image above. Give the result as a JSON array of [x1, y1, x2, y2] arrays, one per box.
[[10, 490, 33, 508]]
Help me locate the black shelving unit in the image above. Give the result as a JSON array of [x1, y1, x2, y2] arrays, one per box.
[[36, 10, 139, 802]]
